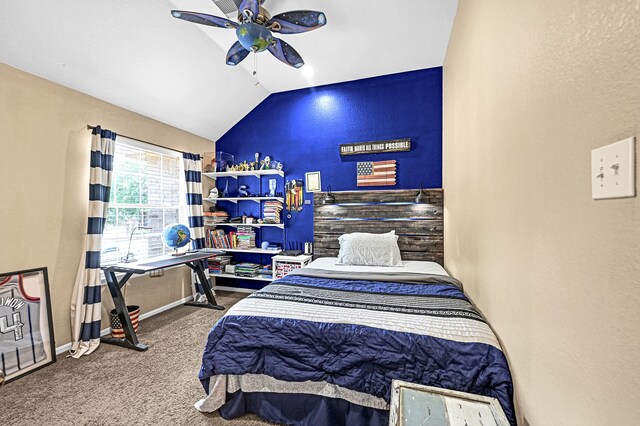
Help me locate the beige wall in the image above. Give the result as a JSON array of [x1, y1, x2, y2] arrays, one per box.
[[443, 1, 640, 424], [0, 63, 215, 349]]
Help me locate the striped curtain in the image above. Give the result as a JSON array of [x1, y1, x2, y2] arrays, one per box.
[[183, 153, 208, 299], [69, 126, 116, 358], [182, 153, 206, 249]]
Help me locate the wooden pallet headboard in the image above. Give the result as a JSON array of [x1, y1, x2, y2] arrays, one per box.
[[313, 189, 444, 265]]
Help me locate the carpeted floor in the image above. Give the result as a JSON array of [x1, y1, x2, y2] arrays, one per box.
[[1, 291, 276, 426]]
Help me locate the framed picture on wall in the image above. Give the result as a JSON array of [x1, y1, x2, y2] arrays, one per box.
[[0, 267, 56, 384], [202, 152, 216, 173], [305, 171, 322, 193]]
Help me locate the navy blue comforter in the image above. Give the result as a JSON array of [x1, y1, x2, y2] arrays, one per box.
[[200, 271, 515, 425]]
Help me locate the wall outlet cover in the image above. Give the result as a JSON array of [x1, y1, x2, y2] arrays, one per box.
[[591, 136, 636, 200], [149, 269, 165, 278]]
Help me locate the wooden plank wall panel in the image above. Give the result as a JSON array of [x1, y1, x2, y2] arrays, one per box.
[[313, 189, 444, 265]]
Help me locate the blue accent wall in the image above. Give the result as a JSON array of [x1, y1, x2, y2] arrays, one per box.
[[215, 67, 442, 286]]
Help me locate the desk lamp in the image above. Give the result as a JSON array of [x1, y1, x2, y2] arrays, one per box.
[[121, 226, 152, 263]]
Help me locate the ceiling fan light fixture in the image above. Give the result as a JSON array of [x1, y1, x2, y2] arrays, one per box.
[[171, 0, 326, 69], [236, 22, 273, 52]]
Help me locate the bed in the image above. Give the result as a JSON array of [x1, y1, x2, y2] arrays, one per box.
[[195, 189, 515, 425], [196, 258, 514, 424]]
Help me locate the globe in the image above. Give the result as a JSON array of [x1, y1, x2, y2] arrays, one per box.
[[236, 23, 273, 53], [161, 224, 191, 253]]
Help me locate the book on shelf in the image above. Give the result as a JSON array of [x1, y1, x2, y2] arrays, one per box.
[[206, 228, 237, 249], [207, 255, 232, 275], [202, 210, 229, 226], [203, 211, 229, 217], [258, 264, 273, 278], [263, 200, 283, 224], [236, 226, 256, 250], [235, 262, 260, 277], [203, 210, 229, 225], [204, 219, 228, 225]]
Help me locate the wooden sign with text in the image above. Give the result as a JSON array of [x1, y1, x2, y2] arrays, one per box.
[[339, 138, 411, 156]]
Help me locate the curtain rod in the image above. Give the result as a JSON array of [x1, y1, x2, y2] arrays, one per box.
[[86, 125, 180, 153]]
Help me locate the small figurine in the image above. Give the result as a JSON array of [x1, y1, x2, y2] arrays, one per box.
[[239, 185, 250, 197], [260, 159, 266, 170], [255, 152, 260, 166], [250, 162, 255, 171], [276, 161, 283, 171], [209, 187, 219, 199], [269, 179, 277, 197], [264, 156, 271, 170], [222, 180, 229, 198]]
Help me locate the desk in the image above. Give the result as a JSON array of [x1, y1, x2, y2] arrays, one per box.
[[101, 251, 225, 352]]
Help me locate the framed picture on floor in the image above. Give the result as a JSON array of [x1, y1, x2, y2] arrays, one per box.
[[0, 267, 56, 383]]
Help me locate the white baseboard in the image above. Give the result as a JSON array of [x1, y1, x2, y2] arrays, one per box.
[[137, 295, 194, 321], [215, 285, 256, 294], [55, 295, 194, 355]]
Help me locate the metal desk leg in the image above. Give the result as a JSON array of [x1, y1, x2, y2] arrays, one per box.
[[184, 260, 225, 311], [101, 270, 149, 351]]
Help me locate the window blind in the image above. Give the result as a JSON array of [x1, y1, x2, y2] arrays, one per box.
[[101, 138, 185, 265]]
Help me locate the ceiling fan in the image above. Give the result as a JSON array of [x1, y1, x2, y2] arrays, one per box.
[[171, 0, 326, 69]]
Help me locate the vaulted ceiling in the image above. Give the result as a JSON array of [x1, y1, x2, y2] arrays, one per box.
[[0, 1, 458, 140]]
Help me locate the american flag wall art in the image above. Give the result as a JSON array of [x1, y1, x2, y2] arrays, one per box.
[[356, 160, 397, 186]]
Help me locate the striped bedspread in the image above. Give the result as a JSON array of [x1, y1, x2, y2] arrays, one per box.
[[197, 270, 515, 425]]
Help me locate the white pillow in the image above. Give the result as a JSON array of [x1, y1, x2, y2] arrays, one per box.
[[336, 231, 403, 267]]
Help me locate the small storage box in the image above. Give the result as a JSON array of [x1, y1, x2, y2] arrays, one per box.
[[225, 265, 236, 274], [272, 255, 313, 279]]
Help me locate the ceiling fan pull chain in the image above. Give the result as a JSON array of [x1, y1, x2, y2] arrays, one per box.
[[253, 51, 258, 76]]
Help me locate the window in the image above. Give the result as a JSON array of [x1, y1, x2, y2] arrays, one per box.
[[101, 137, 185, 266]]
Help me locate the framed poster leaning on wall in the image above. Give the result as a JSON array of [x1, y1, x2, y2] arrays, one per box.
[[0, 267, 56, 383]]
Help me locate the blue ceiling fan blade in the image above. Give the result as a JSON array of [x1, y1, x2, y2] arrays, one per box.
[[238, 0, 260, 22], [171, 10, 238, 29], [226, 41, 250, 66], [267, 38, 304, 68], [268, 11, 326, 34]]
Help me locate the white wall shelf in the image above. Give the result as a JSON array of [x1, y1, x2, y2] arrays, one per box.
[[206, 222, 284, 229], [204, 196, 284, 204], [203, 169, 284, 180], [199, 166, 286, 290], [220, 248, 282, 254], [213, 273, 273, 282]]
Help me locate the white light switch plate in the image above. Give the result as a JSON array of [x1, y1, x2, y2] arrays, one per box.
[[591, 136, 636, 199]]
